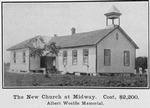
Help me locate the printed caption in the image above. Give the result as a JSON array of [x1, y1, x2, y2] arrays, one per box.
[[13, 94, 139, 106]]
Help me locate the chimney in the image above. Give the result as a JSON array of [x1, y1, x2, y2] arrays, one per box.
[[71, 27, 76, 35], [54, 34, 57, 37]]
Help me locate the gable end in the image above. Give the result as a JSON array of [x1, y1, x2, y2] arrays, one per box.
[[118, 27, 139, 49], [96, 26, 139, 49]]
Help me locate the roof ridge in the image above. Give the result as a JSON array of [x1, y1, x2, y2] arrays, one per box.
[[7, 26, 120, 50], [48, 26, 119, 48], [52, 28, 111, 38]]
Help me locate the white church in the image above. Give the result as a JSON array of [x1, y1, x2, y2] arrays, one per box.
[[7, 5, 139, 76]]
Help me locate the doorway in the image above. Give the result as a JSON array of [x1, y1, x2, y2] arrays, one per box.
[[40, 56, 56, 71]]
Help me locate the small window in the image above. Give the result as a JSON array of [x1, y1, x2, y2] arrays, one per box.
[[83, 49, 89, 65], [13, 52, 16, 63], [23, 51, 26, 63], [63, 51, 67, 65], [116, 33, 119, 40], [104, 49, 111, 66], [124, 51, 130, 66], [72, 50, 77, 65]]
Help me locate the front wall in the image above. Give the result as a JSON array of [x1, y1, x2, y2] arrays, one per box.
[[10, 48, 30, 72], [97, 28, 136, 73], [57, 46, 96, 73]]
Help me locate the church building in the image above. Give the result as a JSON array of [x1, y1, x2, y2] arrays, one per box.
[[7, 5, 139, 75]]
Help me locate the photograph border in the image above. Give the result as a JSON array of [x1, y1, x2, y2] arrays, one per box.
[[1, 0, 149, 89]]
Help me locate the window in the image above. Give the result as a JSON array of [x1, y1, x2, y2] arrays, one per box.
[[72, 50, 77, 65], [23, 51, 26, 63], [116, 33, 119, 40], [104, 49, 111, 66], [124, 51, 130, 66], [13, 52, 16, 63], [83, 49, 89, 65], [63, 51, 67, 65]]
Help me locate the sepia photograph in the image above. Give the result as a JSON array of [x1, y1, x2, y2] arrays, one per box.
[[2, 1, 148, 88]]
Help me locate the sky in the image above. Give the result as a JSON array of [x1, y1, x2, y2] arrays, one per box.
[[3, 2, 148, 63]]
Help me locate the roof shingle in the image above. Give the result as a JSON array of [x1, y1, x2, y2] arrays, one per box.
[[7, 35, 52, 51], [48, 25, 118, 48], [7, 25, 139, 51]]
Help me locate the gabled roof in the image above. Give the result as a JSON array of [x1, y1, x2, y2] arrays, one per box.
[[49, 25, 118, 48], [7, 35, 52, 51], [48, 25, 139, 49], [7, 25, 139, 51]]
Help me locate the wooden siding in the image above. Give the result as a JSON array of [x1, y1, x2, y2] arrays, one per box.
[[9, 48, 41, 72], [57, 46, 96, 74], [97, 28, 136, 73], [9, 48, 30, 72]]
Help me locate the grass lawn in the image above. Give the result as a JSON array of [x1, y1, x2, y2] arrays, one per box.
[[4, 71, 147, 88]]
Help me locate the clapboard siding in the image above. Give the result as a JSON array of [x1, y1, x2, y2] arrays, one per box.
[[57, 46, 96, 74], [97, 28, 135, 73]]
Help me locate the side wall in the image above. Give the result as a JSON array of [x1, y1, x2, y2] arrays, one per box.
[[57, 46, 96, 74], [97, 28, 136, 73], [9, 48, 30, 72], [29, 56, 40, 71]]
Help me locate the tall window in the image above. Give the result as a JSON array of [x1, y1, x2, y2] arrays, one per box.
[[72, 50, 77, 65], [63, 51, 67, 65], [83, 49, 89, 65], [13, 52, 16, 63], [104, 49, 111, 66], [23, 51, 26, 63], [124, 51, 130, 66]]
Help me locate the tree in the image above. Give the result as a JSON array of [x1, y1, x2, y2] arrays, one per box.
[[27, 36, 60, 76], [135, 56, 147, 72]]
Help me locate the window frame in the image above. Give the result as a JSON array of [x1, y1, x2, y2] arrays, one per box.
[[22, 51, 26, 63], [72, 50, 77, 65], [124, 51, 130, 66], [116, 33, 119, 40], [63, 50, 67, 65], [83, 49, 89, 65], [104, 49, 111, 66], [13, 52, 16, 63]]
